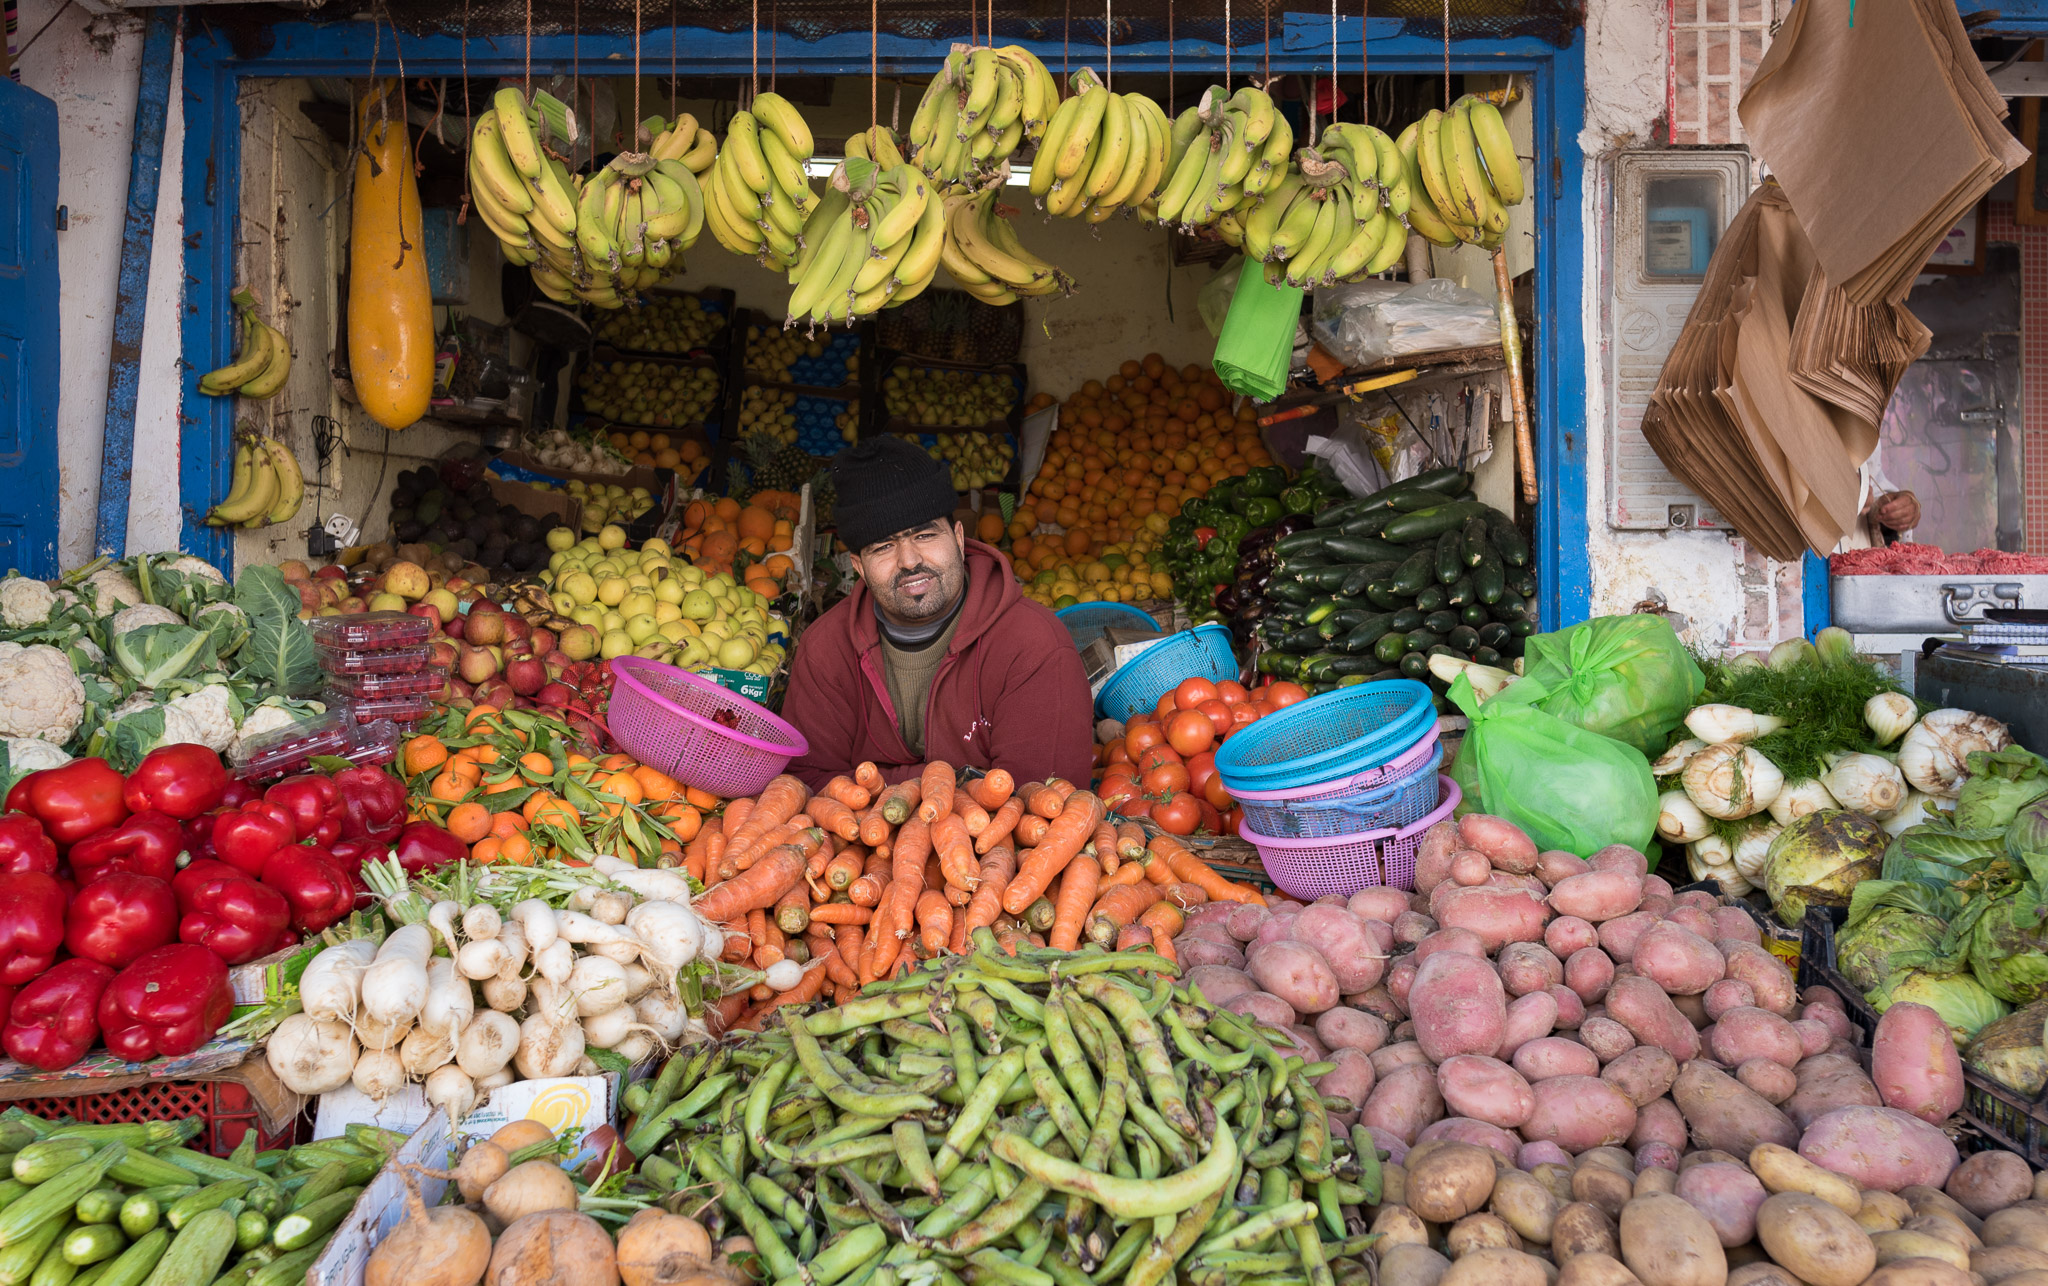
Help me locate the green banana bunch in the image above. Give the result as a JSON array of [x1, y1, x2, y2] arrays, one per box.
[[1399, 95, 1523, 251], [909, 44, 1056, 192], [940, 184, 1073, 306], [707, 95, 817, 273], [784, 157, 947, 326], [1032, 69, 1172, 222], [1240, 122, 1406, 287], [205, 430, 305, 528], [198, 288, 292, 400], [1149, 83, 1287, 235]]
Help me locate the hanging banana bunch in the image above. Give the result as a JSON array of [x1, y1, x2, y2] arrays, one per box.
[[647, 112, 720, 177], [1241, 122, 1410, 287], [704, 91, 818, 274], [1027, 69, 1172, 223], [846, 125, 908, 168], [908, 44, 1057, 192], [205, 425, 306, 530], [1152, 82, 1291, 240], [197, 288, 292, 400], [783, 157, 947, 328], [1400, 95, 1523, 251], [939, 180, 1075, 306]]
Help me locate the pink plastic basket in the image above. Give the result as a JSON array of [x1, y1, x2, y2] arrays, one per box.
[[607, 657, 810, 798], [1228, 729, 1442, 838], [1240, 775, 1461, 900]]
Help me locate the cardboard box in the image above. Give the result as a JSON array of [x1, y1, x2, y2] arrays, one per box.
[[490, 477, 580, 532], [308, 1115, 449, 1286], [315, 1072, 619, 1154], [707, 667, 773, 702]]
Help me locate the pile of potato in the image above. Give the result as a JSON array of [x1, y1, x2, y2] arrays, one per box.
[[1170, 811, 2044, 1286]]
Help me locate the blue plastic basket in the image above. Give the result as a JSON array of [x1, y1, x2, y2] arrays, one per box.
[[1095, 623, 1238, 722], [1214, 679, 1437, 791], [1056, 602, 1163, 651], [1230, 740, 1443, 839]]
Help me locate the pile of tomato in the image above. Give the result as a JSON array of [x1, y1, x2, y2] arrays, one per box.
[[1093, 676, 1311, 836]]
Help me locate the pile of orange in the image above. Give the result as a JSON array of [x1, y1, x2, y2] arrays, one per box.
[[679, 489, 803, 591], [608, 428, 711, 480], [1008, 356, 1273, 575]]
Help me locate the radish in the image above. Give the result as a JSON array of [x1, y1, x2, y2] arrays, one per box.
[[424, 1064, 477, 1128], [568, 955, 631, 1016], [427, 901, 462, 957], [511, 899, 558, 952], [456, 1010, 521, 1079], [462, 904, 501, 941], [362, 924, 434, 1026], [626, 900, 709, 980], [352, 1047, 406, 1100], [267, 1014, 358, 1095], [400, 1024, 456, 1078], [300, 939, 378, 1023]]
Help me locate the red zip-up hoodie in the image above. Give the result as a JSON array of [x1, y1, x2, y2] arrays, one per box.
[[782, 541, 1094, 790]]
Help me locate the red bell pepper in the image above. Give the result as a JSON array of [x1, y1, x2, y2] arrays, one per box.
[[182, 811, 219, 865], [5, 759, 128, 848], [175, 863, 290, 965], [0, 870, 67, 985], [122, 744, 230, 821], [97, 944, 232, 1061], [392, 821, 466, 875], [2, 959, 114, 1070], [264, 775, 343, 848], [261, 846, 356, 934], [0, 985, 14, 1032], [333, 766, 407, 843], [0, 814, 57, 876], [66, 871, 178, 968], [210, 801, 297, 881], [66, 810, 186, 886], [219, 779, 256, 809]]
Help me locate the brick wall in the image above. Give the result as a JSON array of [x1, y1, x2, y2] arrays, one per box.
[[1667, 0, 1781, 146]]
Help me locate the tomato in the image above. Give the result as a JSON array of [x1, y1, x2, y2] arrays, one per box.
[[1141, 762, 1191, 797], [1174, 677, 1219, 711], [1186, 751, 1218, 797], [1222, 807, 1244, 837], [1215, 679, 1251, 705], [1125, 722, 1166, 757], [1154, 692, 1179, 718], [1099, 775, 1140, 810], [1135, 745, 1183, 774], [1264, 680, 1309, 709], [1115, 791, 1153, 818], [1194, 797, 1223, 835], [1164, 710, 1216, 757], [1152, 792, 1202, 835], [1202, 772, 1233, 811], [1105, 738, 1132, 766], [1196, 698, 1234, 737]]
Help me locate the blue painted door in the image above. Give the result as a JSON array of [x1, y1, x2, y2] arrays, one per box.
[[0, 78, 59, 578]]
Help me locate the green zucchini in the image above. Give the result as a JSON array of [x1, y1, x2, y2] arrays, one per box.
[[30, 1241, 74, 1286], [1413, 584, 1446, 613], [1447, 625, 1481, 654], [1388, 608, 1424, 634], [233, 1214, 267, 1255], [1339, 615, 1394, 654], [267, 1190, 357, 1253], [167, 1185, 248, 1233], [1461, 516, 1491, 568], [148, 1210, 236, 1286], [1322, 535, 1407, 563], [1472, 545, 1504, 604], [1373, 633, 1409, 665], [1444, 576, 1475, 608], [242, 1246, 322, 1286], [114, 1202, 155, 1244], [1486, 512, 1530, 566], [1398, 652, 1430, 678], [1362, 580, 1405, 610], [13, 1144, 93, 1188], [72, 1196, 120, 1229], [1474, 646, 1503, 666], [0, 1147, 126, 1254], [60, 1228, 123, 1268], [1388, 549, 1433, 596], [1379, 501, 1493, 545], [1422, 610, 1458, 635], [0, 1219, 68, 1286]]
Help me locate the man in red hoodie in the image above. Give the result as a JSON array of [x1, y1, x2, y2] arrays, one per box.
[[783, 436, 1094, 789]]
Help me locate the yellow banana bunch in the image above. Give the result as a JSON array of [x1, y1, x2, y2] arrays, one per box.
[[205, 430, 306, 529], [940, 183, 1073, 306], [706, 93, 817, 273], [784, 157, 947, 326], [1149, 83, 1285, 235], [197, 288, 292, 400], [909, 44, 1056, 192], [1398, 96, 1523, 251], [1239, 122, 1406, 287], [648, 111, 719, 177], [1029, 69, 1173, 223]]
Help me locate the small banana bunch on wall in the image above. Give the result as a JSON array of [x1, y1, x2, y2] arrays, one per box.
[[197, 288, 291, 401]]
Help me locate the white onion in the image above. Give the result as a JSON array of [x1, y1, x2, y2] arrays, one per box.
[[1767, 778, 1838, 827]]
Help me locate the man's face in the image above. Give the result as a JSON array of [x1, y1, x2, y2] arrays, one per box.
[[856, 520, 969, 627]]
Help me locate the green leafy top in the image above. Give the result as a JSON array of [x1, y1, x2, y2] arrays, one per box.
[[235, 566, 319, 697]]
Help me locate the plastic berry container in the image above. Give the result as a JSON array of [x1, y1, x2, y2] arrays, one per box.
[[343, 718, 401, 768], [230, 709, 351, 781], [308, 611, 433, 651], [315, 641, 435, 676], [323, 666, 449, 700], [335, 692, 434, 727]]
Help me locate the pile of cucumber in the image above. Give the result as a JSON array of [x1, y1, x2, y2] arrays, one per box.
[[1250, 468, 1536, 690]]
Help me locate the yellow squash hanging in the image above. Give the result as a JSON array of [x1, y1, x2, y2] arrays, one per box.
[[348, 80, 433, 429]]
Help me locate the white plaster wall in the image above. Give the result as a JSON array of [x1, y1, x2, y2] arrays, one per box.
[[16, 1, 187, 565]]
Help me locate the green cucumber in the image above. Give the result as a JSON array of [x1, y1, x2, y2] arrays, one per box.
[[1510, 619, 1537, 638], [1435, 529, 1463, 585], [1388, 608, 1424, 633], [1328, 655, 1391, 677], [1311, 498, 1372, 528], [1373, 632, 1408, 665], [1403, 629, 1443, 654], [1485, 512, 1530, 566], [1267, 579, 1313, 606], [1444, 576, 1474, 608], [1508, 569, 1538, 598], [1275, 531, 1329, 559], [1340, 615, 1394, 654], [1388, 549, 1433, 597], [1461, 603, 1490, 627], [1413, 584, 1446, 614], [1362, 580, 1405, 610], [1322, 535, 1407, 563], [1316, 609, 1370, 640], [1461, 516, 1491, 568], [1379, 501, 1492, 545], [1340, 562, 1395, 599], [1447, 626, 1482, 654], [1338, 510, 1396, 538], [1477, 622, 1510, 648], [1472, 545, 1504, 604], [1386, 490, 1445, 513], [1422, 610, 1458, 635], [1398, 652, 1430, 679], [1474, 646, 1503, 666]]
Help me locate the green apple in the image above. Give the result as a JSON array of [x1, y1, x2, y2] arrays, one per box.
[[653, 579, 685, 605], [624, 613, 661, 644], [559, 571, 598, 603], [677, 637, 712, 668], [680, 588, 717, 621], [654, 601, 682, 625], [657, 619, 691, 644], [717, 637, 758, 668], [571, 604, 606, 629], [600, 628, 635, 659], [620, 591, 657, 619], [546, 527, 577, 552]]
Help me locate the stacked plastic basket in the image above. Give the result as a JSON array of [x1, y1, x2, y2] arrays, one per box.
[[1214, 679, 1457, 899]]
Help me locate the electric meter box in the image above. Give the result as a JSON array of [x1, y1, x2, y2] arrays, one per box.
[[1605, 149, 1751, 532]]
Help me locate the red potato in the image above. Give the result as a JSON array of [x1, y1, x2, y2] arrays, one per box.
[[1184, 965, 1258, 1005], [1549, 984, 1588, 1030], [1291, 906, 1389, 993], [1639, 895, 1676, 918], [1636, 1142, 1682, 1173], [1597, 912, 1657, 963], [1415, 820, 1462, 895], [1439, 1054, 1538, 1129], [1736, 1057, 1798, 1105], [1177, 937, 1248, 970], [1498, 990, 1561, 1059], [1803, 985, 1846, 1009], [1800, 1003, 1852, 1042], [1547, 916, 1600, 957], [1182, 900, 1236, 930], [1783, 1052, 1883, 1132], [1359, 917, 1396, 954], [1672, 889, 1719, 913], [1640, 874, 1673, 898], [1351, 984, 1406, 1023], [1451, 851, 1492, 886], [1226, 902, 1272, 942], [1348, 886, 1411, 925], [1872, 1002, 1966, 1125], [1388, 956, 1418, 1011], [1417, 927, 1489, 961], [1222, 990, 1299, 1027], [1499, 942, 1566, 997], [1393, 912, 1436, 947], [1247, 940, 1342, 1015], [1601, 1045, 1679, 1107], [1629, 1097, 1687, 1152], [1799, 1105, 1959, 1192], [1663, 906, 1719, 943], [1489, 870, 1551, 897], [1538, 850, 1592, 887], [1460, 813, 1541, 873], [1590, 845, 1649, 876], [1703, 978, 1757, 1020], [1180, 918, 1240, 947], [1411, 949, 1509, 1062], [1676, 1161, 1770, 1247], [1606, 974, 1703, 1062], [1361, 1060, 1446, 1145], [1714, 906, 1764, 945], [1791, 1018, 1834, 1058], [1437, 886, 1550, 953], [1371, 1040, 1430, 1077], [1566, 947, 1616, 1004], [1254, 912, 1304, 946], [1671, 1060, 1800, 1154], [1316, 1007, 1390, 1054], [1282, 1024, 1329, 1061], [1515, 1037, 1602, 1082], [1672, 991, 1712, 1031], [1710, 1006, 1804, 1069], [1318, 1046, 1376, 1108], [1580, 1017, 1637, 1062], [1632, 922, 1727, 996], [1549, 870, 1646, 923], [1519, 1140, 1573, 1170], [1418, 1116, 1523, 1162], [1723, 942, 1798, 1016], [1521, 1075, 1639, 1154]]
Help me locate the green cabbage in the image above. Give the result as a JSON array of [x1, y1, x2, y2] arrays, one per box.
[[1881, 815, 2005, 889], [1762, 810, 1888, 928], [1871, 968, 2010, 1043], [1836, 906, 1949, 994], [1967, 1000, 2048, 1096], [1956, 746, 2048, 831], [1965, 880, 2048, 1005]]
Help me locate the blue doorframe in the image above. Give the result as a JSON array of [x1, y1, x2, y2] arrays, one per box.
[[179, 17, 1589, 628]]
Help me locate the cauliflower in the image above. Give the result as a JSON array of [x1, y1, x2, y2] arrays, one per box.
[[3, 737, 70, 773], [231, 702, 314, 759], [0, 576, 56, 629], [82, 567, 141, 614], [160, 555, 228, 586], [111, 603, 183, 636], [0, 644, 86, 743], [162, 685, 236, 752], [193, 601, 250, 658], [66, 637, 104, 671]]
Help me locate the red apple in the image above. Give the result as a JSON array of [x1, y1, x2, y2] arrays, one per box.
[[340, 597, 367, 613], [536, 682, 575, 709], [529, 626, 557, 656], [503, 615, 533, 644], [450, 678, 476, 699], [408, 603, 444, 630], [505, 656, 547, 697], [442, 613, 466, 641], [457, 643, 501, 686], [465, 608, 509, 647], [474, 677, 516, 709], [429, 638, 459, 670], [315, 564, 347, 581]]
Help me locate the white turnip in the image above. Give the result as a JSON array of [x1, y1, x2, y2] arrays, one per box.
[[451, 1140, 509, 1204], [457, 1010, 522, 1079], [421, 957, 475, 1041], [626, 901, 707, 979], [482, 973, 527, 1013], [482, 1161, 579, 1225], [353, 1048, 406, 1100], [300, 938, 378, 1024], [363, 924, 435, 1025], [463, 904, 502, 941], [511, 899, 558, 952], [268, 1013, 358, 1095], [569, 955, 631, 1016], [401, 1025, 457, 1078], [425, 1064, 477, 1129]]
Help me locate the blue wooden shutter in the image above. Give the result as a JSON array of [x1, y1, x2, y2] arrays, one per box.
[[0, 77, 60, 579]]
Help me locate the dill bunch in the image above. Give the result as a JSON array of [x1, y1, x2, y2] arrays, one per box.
[[1689, 652, 1912, 783]]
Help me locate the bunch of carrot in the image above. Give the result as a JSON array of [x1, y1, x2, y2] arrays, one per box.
[[678, 761, 1268, 1029]]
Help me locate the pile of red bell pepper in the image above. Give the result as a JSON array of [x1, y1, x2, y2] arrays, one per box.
[[0, 742, 460, 1072]]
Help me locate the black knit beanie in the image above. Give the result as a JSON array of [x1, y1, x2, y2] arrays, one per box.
[[830, 435, 958, 554]]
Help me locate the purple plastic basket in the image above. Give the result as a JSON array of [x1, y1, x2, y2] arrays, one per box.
[[607, 656, 810, 798], [1230, 734, 1442, 839], [1241, 776, 1460, 900]]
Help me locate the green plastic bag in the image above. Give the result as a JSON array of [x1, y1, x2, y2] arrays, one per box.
[[1448, 672, 1660, 857], [1493, 614, 1705, 756], [1213, 262, 1301, 402]]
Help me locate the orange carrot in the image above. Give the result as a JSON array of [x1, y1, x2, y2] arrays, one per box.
[[953, 792, 991, 836], [1026, 932, 1047, 949], [946, 884, 973, 907], [774, 883, 812, 935], [825, 848, 865, 891], [808, 903, 874, 925], [1016, 813, 1051, 847], [721, 797, 755, 841], [747, 908, 769, 947], [728, 775, 811, 855], [868, 886, 910, 978], [976, 796, 1026, 854], [729, 819, 800, 872], [878, 779, 922, 826], [916, 889, 953, 956], [1091, 820, 1119, 861], [683, 826, 714, 884], [993, 922, 1027, 956], [1142, 851, 1177, 886], [1100, 859, 1149, 891], [1087, 881, 1165, 947], [892, 817, 933, 891], [1049, 854, 1101, 952], [703, 831, 728, 882], [755, 914, 787, 968], [1113, 923, 1156, 953], [1138, 902, 1183, 962], [1117, 823, 1148, 862], [917, 762, 956, 824], [854, 761, 885, 795], [1026, 781, 1068, 819], [823, 925, 860, 986], [858, 916, 882, 983], [711, 992, 752, 1032], [719, 926, 753, 962], [822, 775, 872, 811], [848, 872, 888, 908], [1001, 791, 1105, 916], [738, 960, 828, 1026], [1160, 840, 1258, 904], [804, 794, 861, 841], [933, 814, 979, 892], [948, 907, 969, 954], [697, 842, 810, 922], [1161, 881, 1210, 908], [964, 844, 1016, 932], [967, 770, 1015, 810]]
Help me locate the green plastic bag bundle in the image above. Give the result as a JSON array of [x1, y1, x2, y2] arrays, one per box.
[[1213, 262, 1301, 402], [1447, 671, 1660, 857], [1493, 614, 1706, 756]]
